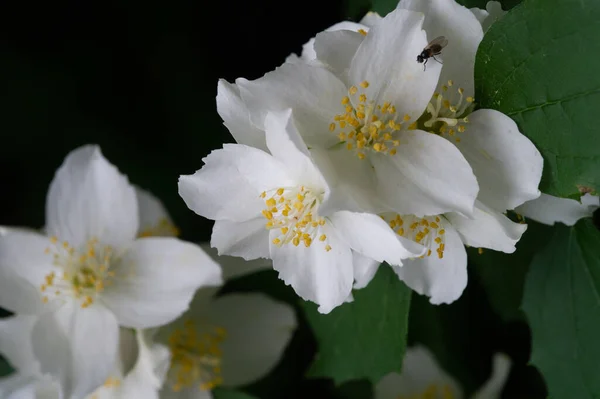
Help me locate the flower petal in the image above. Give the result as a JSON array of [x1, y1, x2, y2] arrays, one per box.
[[0, 374, 37, 399], [270, 224, 353, 314], [207, 293, 296, 387], [329, 211, 425, 266], [372, 130, 478, 217], [103, 237, 223, 329], [352, 252, 380, 289], [211, 218, 270, 261], [0, 315, 39, 374], [264, 109, 328, 189], [238, 63, 347, 148], [200, 243, 271, 280], [217, 79, 267, 151], [159, 385, 213, 399], [516, 193, 599, 226], [479, 1, 507, 32], [359, 11, 382, 27], [299, 21, 369, 63], [32, 301, 119, 399], [178, 144, 293, 223], [0, 231, 54, 314], [375, 346, 462, 399], [314, 30, 365, 83], [471, 353, 512, 399], [136, 186, 178, 238], [46, 145, 138, 252], [446, 201, 527, 253], [349, 9, 440, 120], [397, 0, 483, 96], [454, 109, 543, 211], [392, 221, 467, 304]]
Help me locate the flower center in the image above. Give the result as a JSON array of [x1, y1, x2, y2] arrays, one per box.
[[41, 237, 117, 308], [168, 320, 226, 392], [385, 214, 446, 259], [423, 80, 474, 143], [260, 186, 331, 252], [329, 81, 412, 160], [396, 383, 455, 399], [138, 218, 180, 238]]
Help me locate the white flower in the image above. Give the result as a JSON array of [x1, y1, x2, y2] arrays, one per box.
[[179, 109, 424, 313], [0, 145, 222, 398], [219, 8, 480, 218], [136, 187, 180, 238], [516, 193, 600, 226], [380, 200, 527, 304], [153, 288, 297, 398], [375, 346, 511, 399], [0, 317, 170, 399], [470, 1, 507, 33]]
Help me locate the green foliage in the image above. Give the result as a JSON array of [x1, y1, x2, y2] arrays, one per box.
[[475, 0, 600, 198], [302, 266, 412, 385], [523, 219, 600, 398], [213, 387, 260, 399]]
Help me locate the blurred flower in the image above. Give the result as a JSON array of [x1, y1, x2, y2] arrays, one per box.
[[179, 109, 424, 313], [219, 8, 480, 218], [516, 193, 600, 226], [0, 145, 222, 398], [153, 288, 296, 399], [375, 346, 511, 399], [470, 1, 507, 33], [0, 317, 169, 399]]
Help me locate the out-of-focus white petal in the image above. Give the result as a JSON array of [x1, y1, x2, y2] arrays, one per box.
[[207, 293, 296, 387], [103, 237, 222, 329], [32, 302, 119, 399], [0, 315, 39, 374], [210, 218, 270, 261], [352, 252, 380, 289], [516, 193, 599, 226], [136, 187, 179, 238], [46, 145, 138, 252], [199, 243, 271, 281], [471, 353, 511, 399]]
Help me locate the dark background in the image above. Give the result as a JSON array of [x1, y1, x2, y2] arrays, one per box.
[[0, 0, 546, 398]]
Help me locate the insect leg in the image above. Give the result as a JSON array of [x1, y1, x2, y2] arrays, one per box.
[[432, 55, 443, 65]]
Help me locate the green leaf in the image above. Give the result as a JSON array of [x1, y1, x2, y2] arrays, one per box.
[[475, 0, 600, 197], [470, 219, 554, 321], [370, 0, 395, 15], [212, 387, 259, 399], [522, 219, 600, 397], [302, 266, 412, 385]]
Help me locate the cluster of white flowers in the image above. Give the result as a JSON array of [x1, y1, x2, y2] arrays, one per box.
[[178, 0, 544, 314], [0, 146, 296, 399]]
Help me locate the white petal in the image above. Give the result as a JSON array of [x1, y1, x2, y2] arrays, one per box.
[[397, 0, 483, 96], [359, 11, 382, 27], [471, 353, 511, 399], [454, 109, 543, 211], [447, 201, 527, 253], [46, 145, 138, 252], [329, 211, 425, 266], [0, 226, 41, 236], [0, 374, 38, 399], [159, 386, 213, 399], [0, 231, 54, 314], [372, 130, 478, 217], [178, 144, 293, 222], [199, 243, 271, 280], [314, 30, 365, 83], [32, 302, 119, 399], [238, 63, 347, 148], [480, 1, 507, 32], [516, 193, 599, 226], [352, 252, 380, 289], [581, 193, 600, 207], [349, 9, 440, 120], [103, 237, 223, 329], [0, 315, 39, 374], [135, 186, 178, 238], [211, 218, 270, 260], [392, 221, 467, 304], [300, 21, 369, 63], [470, 7, 488, 25], [264, 109, 328, 189], [270, 224, 353, 314], [217, 79, 268, 151], [375, 346, 462, 399], [207, 293, 296, 387]]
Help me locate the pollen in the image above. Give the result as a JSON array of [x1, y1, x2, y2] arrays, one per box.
[[259, 186, 331, 252], [168, 320, 226, 392], [41, 237, 118, 308], [138, 218, 181, 238], [423, 80, 474, 143], [397, 383, 456, 399], [385, 214, 446, 259], [358, 29, 367, 36], [329, 84, 405, 159]]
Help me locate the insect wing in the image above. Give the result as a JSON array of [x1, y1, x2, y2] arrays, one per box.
[[426, 36, 448, 53]]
